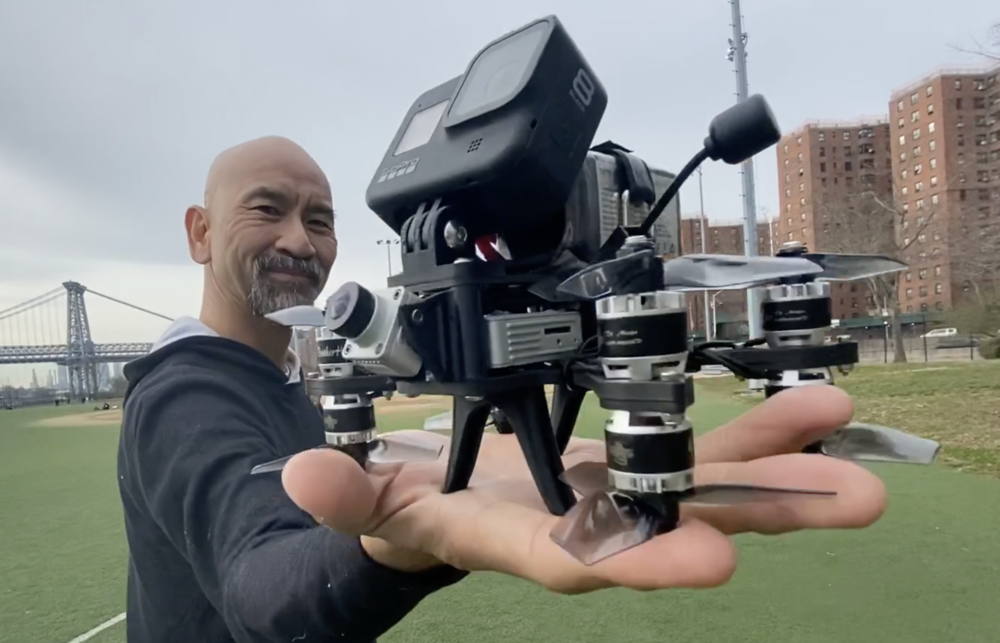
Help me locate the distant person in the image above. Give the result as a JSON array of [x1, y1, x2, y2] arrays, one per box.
[[116, 135, 887, 643]]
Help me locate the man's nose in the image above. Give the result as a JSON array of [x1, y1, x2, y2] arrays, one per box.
[[274, 215, 317, 259]]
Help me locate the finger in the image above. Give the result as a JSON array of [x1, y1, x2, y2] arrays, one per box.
[[682, 453, 887, 535], [282, 448, 378, 535], [695, 386, 854, 465]]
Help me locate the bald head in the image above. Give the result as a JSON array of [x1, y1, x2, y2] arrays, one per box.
[[185, 135, 338, 321], [203, 136, 330, 213]]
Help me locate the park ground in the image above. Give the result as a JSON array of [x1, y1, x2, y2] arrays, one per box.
[[2, 362, 1000, 643]]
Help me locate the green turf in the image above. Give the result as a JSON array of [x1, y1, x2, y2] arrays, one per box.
[[1, 380, 999, 643]]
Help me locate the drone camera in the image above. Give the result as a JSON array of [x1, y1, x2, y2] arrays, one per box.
[[365, 14, 608, 243], [324, 282, 423, 378]]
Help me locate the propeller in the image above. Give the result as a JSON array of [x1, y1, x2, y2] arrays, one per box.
[[800, 253, 907, 281], [550, 461, 837, 565], [264, 305, 327, 328], [812, 422, 940, 465], [251, 432, 443, 475], [556, 250, 827, 300]]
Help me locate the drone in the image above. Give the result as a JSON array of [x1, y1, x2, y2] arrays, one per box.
[[248, 14, 938, 566], [682, 242, 942, 465]]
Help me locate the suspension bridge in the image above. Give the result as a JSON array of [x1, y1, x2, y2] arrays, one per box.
[[0, 281, 173, 399]]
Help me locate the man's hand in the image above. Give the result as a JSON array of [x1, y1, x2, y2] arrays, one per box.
[[281, 386, 886, 593]]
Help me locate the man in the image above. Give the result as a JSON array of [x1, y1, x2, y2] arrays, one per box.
[[118, 135, 888, 643]]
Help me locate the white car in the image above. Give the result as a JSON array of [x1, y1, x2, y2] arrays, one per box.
[[921, 327, 957, 338]]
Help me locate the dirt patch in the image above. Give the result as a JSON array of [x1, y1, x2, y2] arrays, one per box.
[[34, 410, 123, 428]]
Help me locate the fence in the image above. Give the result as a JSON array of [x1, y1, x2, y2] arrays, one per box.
[[832, 328, 982, 364]]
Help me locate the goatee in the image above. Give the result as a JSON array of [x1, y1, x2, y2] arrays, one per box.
[[249, 254, 325, 317]]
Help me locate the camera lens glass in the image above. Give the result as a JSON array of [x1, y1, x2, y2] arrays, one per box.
[[326, 282, 377, 340]]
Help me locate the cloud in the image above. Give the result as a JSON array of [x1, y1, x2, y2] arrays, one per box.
[[0, 0, 996, 389]]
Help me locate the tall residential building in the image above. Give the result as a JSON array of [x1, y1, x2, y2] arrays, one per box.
[[775, 118, 894, 320], [888, 63, 1000, 314], [678, 216, 774, 339]]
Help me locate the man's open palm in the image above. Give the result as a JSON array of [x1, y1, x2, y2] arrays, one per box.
[[281, 386, 886, 593]]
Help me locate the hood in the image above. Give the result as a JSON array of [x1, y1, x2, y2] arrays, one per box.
[[121, 316, 302, 403]]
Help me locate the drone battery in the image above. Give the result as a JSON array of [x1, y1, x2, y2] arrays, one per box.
[[563, 150, 682, 263], [484, 310, 582, 368]]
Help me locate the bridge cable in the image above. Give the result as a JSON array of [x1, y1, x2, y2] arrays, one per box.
[[86, 289, 174, 322]]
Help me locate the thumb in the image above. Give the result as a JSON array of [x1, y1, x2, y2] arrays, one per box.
[[282, 448, 377, 535]]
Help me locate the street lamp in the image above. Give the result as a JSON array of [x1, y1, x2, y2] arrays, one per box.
[[375, 238, 400, 275]]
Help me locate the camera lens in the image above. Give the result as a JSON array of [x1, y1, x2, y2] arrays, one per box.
[[326, 282, 377, 340]]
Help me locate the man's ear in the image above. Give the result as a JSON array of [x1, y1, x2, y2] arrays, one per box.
[[185, 206, 211, 265]]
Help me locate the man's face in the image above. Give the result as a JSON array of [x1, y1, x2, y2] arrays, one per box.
[[199, 148, 338, 317]]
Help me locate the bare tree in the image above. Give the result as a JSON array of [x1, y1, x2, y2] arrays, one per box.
[[949, 217, 1000, 306], [813, 169, 950, 363], [950, 22, 1000, 61]]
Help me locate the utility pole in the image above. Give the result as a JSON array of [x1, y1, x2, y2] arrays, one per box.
[[728, 0, 762, 340], [697, 166, 712, 341], [375, 238, 399, 276]]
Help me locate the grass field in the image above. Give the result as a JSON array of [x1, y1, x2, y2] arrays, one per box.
[[2, 365, 999, 643]]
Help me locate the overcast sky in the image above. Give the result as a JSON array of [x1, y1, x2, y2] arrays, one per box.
[[0, 0, 996, 384]]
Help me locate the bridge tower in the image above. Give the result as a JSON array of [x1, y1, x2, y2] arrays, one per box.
[[63, 281, 98, 399]]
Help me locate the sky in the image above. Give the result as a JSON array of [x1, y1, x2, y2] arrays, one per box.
[[0, 0, 997, 385]]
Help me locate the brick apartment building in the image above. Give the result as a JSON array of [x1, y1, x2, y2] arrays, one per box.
[[773, 62, 1000, 327], [678, 216, 774, 339], [774, 117, 894, 321], [888, 64, 1000, 314]]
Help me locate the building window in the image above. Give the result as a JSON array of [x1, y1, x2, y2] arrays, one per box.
[[911, 111, 920, 122], [845, 161, 853, 171], [784, 159, 789, 168], [916, 198, 925, 209], [797, 136, 802, 145], [901, 169, 908, 179], [931, 193, 939, 204], [918, 233, 926, 244], [928, 103, 935, 115], [897, 99, 904, 111], [926, 85, 933, 97], [931, 176, 938, 187], [799, 182, 804, 192], [910, 92, 918, 104], [899, 135, 906, 145], [919, 269, 927, 279], [905, 272, 912, 282], [915, 181, 923, 192], [818, 132, 825, 141], [935, 283, 943, 294], [906, 288, 913, 299], [935, 301, 944, 311], [843, 131, 850, 140], [928, 122, 936, 133], [912, 128, 921, 140], [819, 146, 826, 157], [798, 153, 803, 161], [898, 117, 905, 128], [955, 79, 962, 90], [914, 163, 922, 174], [919, 286, 928, 297], [934, 265, 942, 276], [930, 157, 937, 169], [929, 140, 936, 151], [820, 162, 826, 172], [783, 144, 788, 153], [801, 212, 807, 220]]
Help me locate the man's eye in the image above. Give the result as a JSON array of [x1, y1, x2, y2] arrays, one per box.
[[309, 218, 333, 230], [255, 205, 281, 216]]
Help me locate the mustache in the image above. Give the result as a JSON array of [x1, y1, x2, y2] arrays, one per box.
[[254, 254, 324, 284]]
